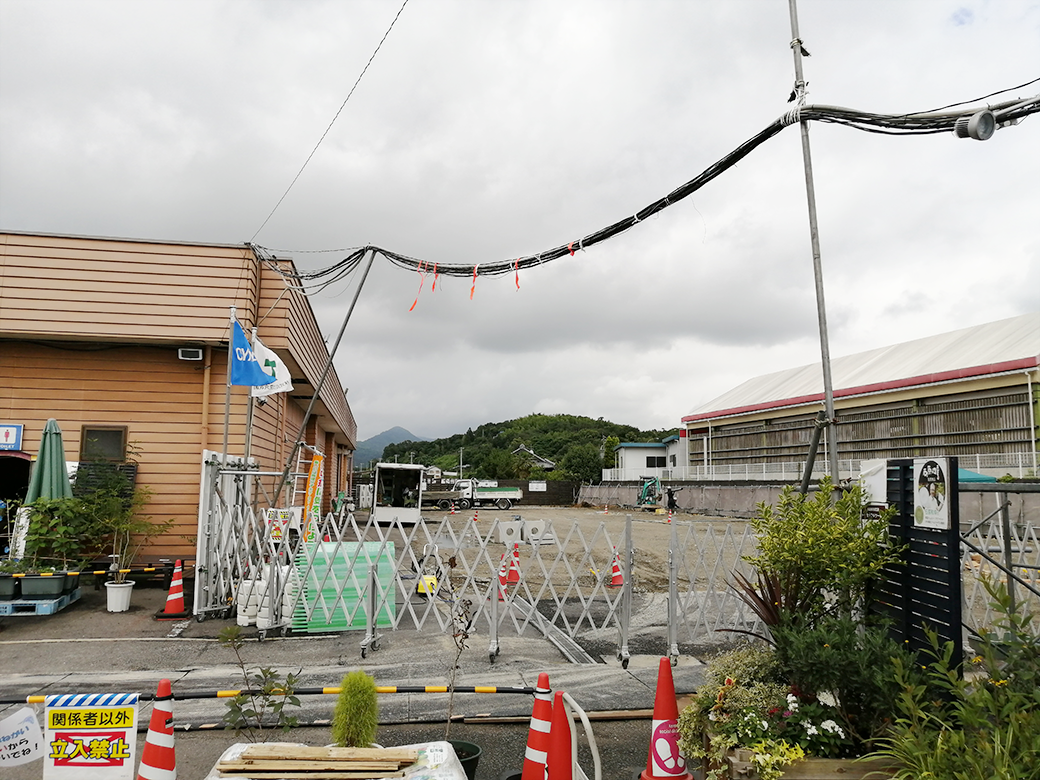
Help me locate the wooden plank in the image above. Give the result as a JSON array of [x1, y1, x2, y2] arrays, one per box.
[[217, 772, 406, 779], [238, 745, 418, 762]]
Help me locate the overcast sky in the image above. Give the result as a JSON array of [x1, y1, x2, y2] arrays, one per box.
[[2, 1, 1037, 442]]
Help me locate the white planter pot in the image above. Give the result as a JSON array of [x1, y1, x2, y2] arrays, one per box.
[[105, 581, 135, 612]]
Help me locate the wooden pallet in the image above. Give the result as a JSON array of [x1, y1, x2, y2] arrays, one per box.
[[0, 588, 82, 616]]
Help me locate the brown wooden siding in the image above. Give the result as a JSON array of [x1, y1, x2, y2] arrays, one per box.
[[1, 231, 357, 563]]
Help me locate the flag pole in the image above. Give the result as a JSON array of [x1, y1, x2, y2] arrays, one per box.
[[221, 305, 236, 465], [244, 326, 258, 463]]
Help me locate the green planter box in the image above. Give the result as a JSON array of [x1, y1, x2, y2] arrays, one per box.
[[19, 573, 67, 599], [0, 575, 18, 600]]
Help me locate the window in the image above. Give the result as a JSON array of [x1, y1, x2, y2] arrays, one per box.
[[81, 426, 127, 462], [646, 456, 665, 468]]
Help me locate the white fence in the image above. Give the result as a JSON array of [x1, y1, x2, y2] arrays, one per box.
[[195, 476, 1040, 663]]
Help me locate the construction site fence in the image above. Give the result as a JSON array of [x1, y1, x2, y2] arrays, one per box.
[[194, 477, 1040, 666]]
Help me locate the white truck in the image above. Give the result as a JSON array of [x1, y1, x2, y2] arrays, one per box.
[[370, 462, 425, 524], [422, 478, 523, 511]]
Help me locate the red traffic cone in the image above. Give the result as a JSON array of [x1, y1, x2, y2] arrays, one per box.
[[497, 553, 509, 601], [640, 658, 693, 780], [155, 560, 191, 620], [545, 690, 573, 780], [137, 678, 177, 780], [609, 548, 623, 588], [450, 502, 457, 515], [508, 543, 521, 583], [521, 673, 553, 780], [472, 509, 479, 522], [603, 504, 609, 514]]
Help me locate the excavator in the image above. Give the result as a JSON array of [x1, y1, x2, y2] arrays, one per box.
[[636, 476, 662, 511]]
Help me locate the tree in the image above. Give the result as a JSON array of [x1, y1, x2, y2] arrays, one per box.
[[559, 443, 602, 484]]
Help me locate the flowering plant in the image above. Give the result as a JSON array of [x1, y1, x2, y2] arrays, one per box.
[[678, 642, 871, 780]]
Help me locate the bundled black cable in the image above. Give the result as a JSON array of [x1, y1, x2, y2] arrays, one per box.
[[254, 85, 1038, 285]]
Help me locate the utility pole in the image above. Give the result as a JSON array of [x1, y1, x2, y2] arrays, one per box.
[[788, 0, 842, 483]]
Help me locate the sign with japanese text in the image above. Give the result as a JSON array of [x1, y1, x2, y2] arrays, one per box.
[[264, 508, 294, 541], [44, 692, 138, 779], [913, 458, 951, 530], [0, 707, 43, 768], [302, 453, 324, 542]]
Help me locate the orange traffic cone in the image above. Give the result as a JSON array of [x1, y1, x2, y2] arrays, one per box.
[[450, 502, 457, 515], [521, 673, 553, 780], [137, 678, 177, 780], [667, 510, 673, 524], [508, 543, 521, 583], [497, 553, 509, 601], [640, 658, 692, 780], [608, 548, 623, 588], [155, 560, 190, 620], [603, 504, 609, 514], [545, 690, 573, 780]]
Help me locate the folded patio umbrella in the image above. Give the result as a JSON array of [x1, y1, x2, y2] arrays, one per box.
[[24, 418, 74, 503]]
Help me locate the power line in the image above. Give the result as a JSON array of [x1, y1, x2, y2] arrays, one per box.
[[250, 0, 413, 242], [256, 84, 1039, 285]]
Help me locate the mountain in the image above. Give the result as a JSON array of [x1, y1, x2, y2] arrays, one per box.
[[354, 427, 429, 467], [380, 413, 676, 483]]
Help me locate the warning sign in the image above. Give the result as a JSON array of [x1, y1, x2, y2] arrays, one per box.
[[44, 693, 138, 779], [0, 706, 43, 768]]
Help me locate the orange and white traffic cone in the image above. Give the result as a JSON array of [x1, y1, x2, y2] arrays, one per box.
[[155, 560, 191, 620], [137, 678, 177, 780], [609, 547, 623, 588], [521, 673, 553, 780], [640, 658, 693, 780], [508, 543, 521, 583], [545, 690, 573, 780], [603, 504, 609, 514], [497, 553, 509, 601], [472, 509, 479, 523], [667, 510, 673, 524], [450, 502, 457, 515]]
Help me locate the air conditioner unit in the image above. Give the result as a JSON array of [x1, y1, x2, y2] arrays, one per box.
[[178, 348, 204, 361]]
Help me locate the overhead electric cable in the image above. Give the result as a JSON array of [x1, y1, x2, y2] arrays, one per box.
[[250, 0, 412, 242], [255, 83, 1039, 287]]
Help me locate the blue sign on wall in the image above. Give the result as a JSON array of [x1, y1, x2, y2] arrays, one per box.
[[0, 425, 24, 451]]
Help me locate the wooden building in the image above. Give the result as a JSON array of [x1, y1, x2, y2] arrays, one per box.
[[0, 231, 356, 561]]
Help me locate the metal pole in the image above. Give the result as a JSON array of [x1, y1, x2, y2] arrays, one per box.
[[787, 0, 841, 481], [667, 521, 679, 666], [222, 306, 236, 464], [274, 249, 377, 503], [616, 514, 633, 669]]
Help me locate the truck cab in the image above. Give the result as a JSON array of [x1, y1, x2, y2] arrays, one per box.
[[370, 462, 425, 524]]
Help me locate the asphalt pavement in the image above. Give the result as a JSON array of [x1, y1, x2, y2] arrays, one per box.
[[0, 581, 707, 780]]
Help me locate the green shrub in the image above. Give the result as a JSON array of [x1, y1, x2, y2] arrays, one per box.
[[871, 578, 1040, 778], [331, 670, 379, 748]]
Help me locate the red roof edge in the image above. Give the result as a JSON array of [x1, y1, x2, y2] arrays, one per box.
[[681, 356, 1039, 424]]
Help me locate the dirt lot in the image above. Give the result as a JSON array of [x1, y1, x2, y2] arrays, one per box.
[[352, 505, 751, 594]]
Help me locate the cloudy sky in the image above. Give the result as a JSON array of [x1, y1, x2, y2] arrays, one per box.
[[2, 1, 1037, 441]]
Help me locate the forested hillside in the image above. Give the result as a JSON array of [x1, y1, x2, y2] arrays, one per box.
[[380, 413, 675, 483]]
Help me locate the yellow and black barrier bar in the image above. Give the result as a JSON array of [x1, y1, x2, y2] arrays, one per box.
[[11, 565, 176, 578], [4, 685, 536, 706]]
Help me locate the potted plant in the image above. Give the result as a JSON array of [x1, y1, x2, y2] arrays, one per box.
[[0, 557, 23, 600], [78, 461, 172, 611], [331, 670, 379, 748], [20, 496, 97, 598], [678, 478, 909, 779]]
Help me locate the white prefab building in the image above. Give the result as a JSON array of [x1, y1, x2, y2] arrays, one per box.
[[606, 434, 689, 481]]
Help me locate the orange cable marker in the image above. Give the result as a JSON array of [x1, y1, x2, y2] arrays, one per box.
[[515, 258, 520, 290], [431, 262, 438, 291], [568, 242, 575, 256], [409, 260, 427, 311], [470, 264, 478, 299]]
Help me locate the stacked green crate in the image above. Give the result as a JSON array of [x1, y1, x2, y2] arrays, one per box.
[[291, 541, 396, 633]]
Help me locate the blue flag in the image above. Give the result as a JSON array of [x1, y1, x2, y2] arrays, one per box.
[[230, 321, 277, 387]]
